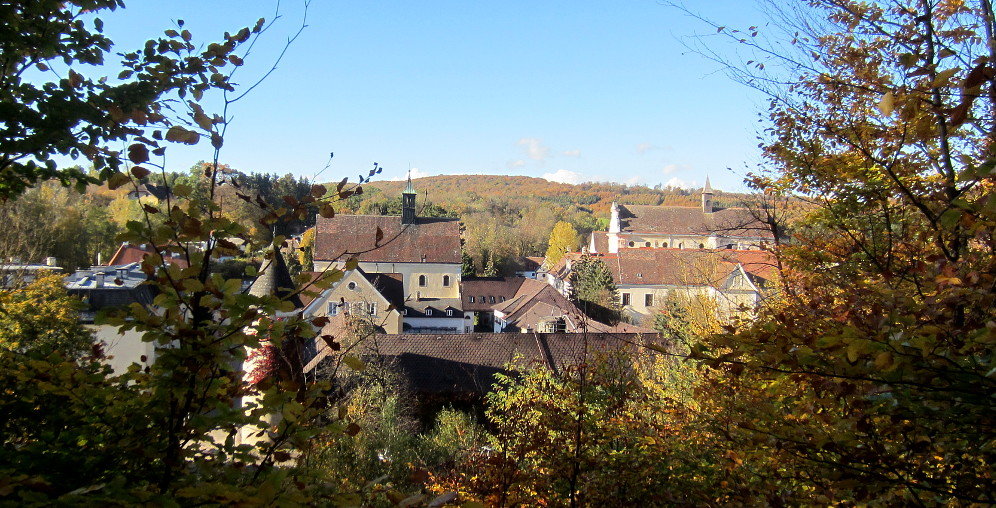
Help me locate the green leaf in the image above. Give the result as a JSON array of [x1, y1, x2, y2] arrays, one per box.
[[343, 355, 365, 372], [107, 172, 130, 190]]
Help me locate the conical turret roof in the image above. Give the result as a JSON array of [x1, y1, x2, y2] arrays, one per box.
[[248, 247, 303, 309]]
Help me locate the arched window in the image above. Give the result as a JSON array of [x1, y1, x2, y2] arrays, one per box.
[[418, 275, 427, 287], [678, 243, 684, 249], [628, 241, 635, 247], [663, 242, 668, 248], [645, 242, 651, 247], [699, 243, 705, 249], [443, 275, 451, 287]]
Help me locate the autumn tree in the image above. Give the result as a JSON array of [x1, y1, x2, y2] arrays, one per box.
[[569, 255, 618, 324], [677, 0, 996, 503], [0, 2, 389, 504], [542, 220, 578, 269], [0, 274, 94, 357]]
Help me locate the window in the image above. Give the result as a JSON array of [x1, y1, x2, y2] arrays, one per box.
[[447, 309, 453, 316], [367, 302, 377, 315], [426, 308, 432, 316], [663, 242, 668, 248], [621, 292, 631, 306], [645, 294, 654, 307], [403, 308, 408, 315], [480, 296, 486, 304], [628, 241, 635, 247], [469, 296, 475, 303], [499, 296, 505, 302], [327, 301, 338, 316], [699, 243, 705, 249], [678, 243, 684, 249], [645, 242, 651, 247], [418, 275, 427, 287], [347, 281, 356, 290], [489, 296, 495, 303], [443, 275, 451, 287]]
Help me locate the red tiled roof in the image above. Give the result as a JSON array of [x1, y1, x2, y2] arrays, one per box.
[[606, 249, 777, 286], [107, 243, 189, 268], [314, 215, 462, 264], [620, 204, 774, 239]]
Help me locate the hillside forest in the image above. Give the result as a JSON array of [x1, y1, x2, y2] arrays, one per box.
[[1, 168, 757, 275]]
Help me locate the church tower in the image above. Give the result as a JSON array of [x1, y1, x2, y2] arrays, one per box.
[[701, 176, 714, 214], [402, 173, 416, 225]]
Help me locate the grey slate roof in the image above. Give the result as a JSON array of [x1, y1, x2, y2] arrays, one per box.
[[248, 248, 303, 308]]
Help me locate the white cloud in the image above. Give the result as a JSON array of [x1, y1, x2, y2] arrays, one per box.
[[506, 159, 526, 169], [561, 149, 581, 157], [636, 142, 658, 154], [543, 169, 583, 184], [517, 138, 549, 161], [389, 167, 430, 181], [664, 176, 697, 190], [624, 175, 642, 186], [662, 163, 688, 175]]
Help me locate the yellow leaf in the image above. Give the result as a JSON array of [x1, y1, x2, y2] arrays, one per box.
[[931, 67, 959, 88], [877, 92, 894, 116]]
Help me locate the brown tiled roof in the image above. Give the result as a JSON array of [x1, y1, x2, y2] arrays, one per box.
[[607, 248, 777, 287], [495, 279, 596, 332], [460, 277, 527, 311], [620, 204, 774, 239], [107, 243, 189, 268], [404, 297, 465, 318], [589, 231, 610, 253], [314, 215, 462, 264], [307, 332, 657, 395], [364, 272, 405, 307]]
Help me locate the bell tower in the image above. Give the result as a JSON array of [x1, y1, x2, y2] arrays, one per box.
[[701, 176, 714, 214], [402, 172, 416, 225]]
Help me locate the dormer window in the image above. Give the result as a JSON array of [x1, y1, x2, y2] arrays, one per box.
[[446, 309, 453, 317], [426, 308, 432, 316]]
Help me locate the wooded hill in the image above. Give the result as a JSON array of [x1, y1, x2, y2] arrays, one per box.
[[334, 174, 755, 275]]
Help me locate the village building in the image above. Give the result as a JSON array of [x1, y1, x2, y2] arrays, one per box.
[[64, 262, 156, 373], [548, 249, 776, 326], [312, 176, 468, 333], [589, 178, 774, 254]]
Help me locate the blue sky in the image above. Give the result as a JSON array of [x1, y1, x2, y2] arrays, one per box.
[[97, 1, 770, 192]]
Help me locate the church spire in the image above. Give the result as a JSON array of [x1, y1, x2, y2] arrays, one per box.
[[702, 176, 714, 214], [402, 171, 416, 225]]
